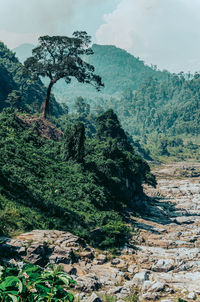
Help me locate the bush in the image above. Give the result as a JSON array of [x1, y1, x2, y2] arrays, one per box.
[[0, 263, 75, 301]]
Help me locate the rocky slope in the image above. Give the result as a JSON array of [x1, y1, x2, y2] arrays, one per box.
[[1, 162, 200, 301]]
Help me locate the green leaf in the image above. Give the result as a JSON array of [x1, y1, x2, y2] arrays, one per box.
[[66, 292, 74, 302]]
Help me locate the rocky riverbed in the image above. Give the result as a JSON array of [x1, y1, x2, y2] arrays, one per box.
[[1, 162, 200, 301]]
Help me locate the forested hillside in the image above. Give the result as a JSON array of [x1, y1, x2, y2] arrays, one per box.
[[0, 107, 156, 248], [14, 43, 169, 101], [0, 42, 63, 116], [13, 41, 200, 161], [94, 73, 200, 160]]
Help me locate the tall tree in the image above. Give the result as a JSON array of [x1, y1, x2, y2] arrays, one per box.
[[62, 122, 85, 163], [24, 32, 103, 119]]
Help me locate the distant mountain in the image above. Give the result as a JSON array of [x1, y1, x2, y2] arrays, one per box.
[[13, 43, 35, 63], [13, 43, 170, 103], [52, 44, 170, 101]]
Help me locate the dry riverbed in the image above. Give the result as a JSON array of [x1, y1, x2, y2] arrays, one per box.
[[1, 162, 200, 301]]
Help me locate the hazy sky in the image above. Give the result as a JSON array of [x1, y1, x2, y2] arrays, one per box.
[[0, 0, 200, 73]]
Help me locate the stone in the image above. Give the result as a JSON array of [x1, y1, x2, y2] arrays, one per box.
[[111, 258, 121, 265], [76, 274, 101, 293], [61, 264, 77, 275], [142, 293, 160, 301], [79, 251, 94, 261], [127, 264, 136, 274], [175, 217, 194, 225], [95, 254, 107, 265], [107, 286, 122, 295], [86, 293, 103, 302], [142, 281, 155, 292], [152, 259, 174, 272], [149, 282, 166, 292], [24, 243, 50, 266], [75, 293, 86, 301], [187, 292, 196, 300], [132, 270, 150, 287]]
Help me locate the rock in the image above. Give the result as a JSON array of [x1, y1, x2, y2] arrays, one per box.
[[61, 264, 77, 275], [86, 293, 103, 302], [76, 274, 101, 293], [48, 248, 73, 264], [18, 246, 26, 256], [107, 286, 122, 295], [175, 217, 195, 225], [152, 259, 174, 272], [79, 250, 94, 261], [127, 264, 136, 274], [17, 230, 85, 248], [142, 292, 160, 300], [149, 282, 166, 292], [187, 292, 196, 300], [142, 281, 155, 292], [24, 243, 50, 266], [94, 254, 107, 265], [75, 293, 86, 301], [132, 270, 150, 287], [0, 240, 22, 258], [111, 258, 121, 265]]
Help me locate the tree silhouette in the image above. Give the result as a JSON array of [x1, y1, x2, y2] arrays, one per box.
[[24, 31, 103, 119]]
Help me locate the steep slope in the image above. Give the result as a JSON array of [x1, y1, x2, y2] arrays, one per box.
[[0, 108, 155, 247]]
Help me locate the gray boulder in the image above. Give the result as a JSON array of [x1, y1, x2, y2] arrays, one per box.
[[86, 293, 103, 302], [152, 259, 174, 272]]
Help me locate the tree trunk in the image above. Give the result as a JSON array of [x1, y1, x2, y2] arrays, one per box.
[[42, 79, 56, 119]]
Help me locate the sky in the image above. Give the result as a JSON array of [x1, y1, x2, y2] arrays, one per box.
[[0, 0, 200, 73]]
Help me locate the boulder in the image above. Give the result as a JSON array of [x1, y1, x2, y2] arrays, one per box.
[[111, 258, 121, 265], [142, 292, 160, 301], [132, 270, 150, 287], [76, 274, 101, 293], [142, 281, 155, 292], [188, 292, 197, 300], [86, 293, 103, 302], [152, 259, 174, 272], [24, 243, 50, 266], [149, 282, 166, 292], [94, 254, 107, 265]]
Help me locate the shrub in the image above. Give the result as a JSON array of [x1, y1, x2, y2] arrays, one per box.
[[0, 263, 75, 301]]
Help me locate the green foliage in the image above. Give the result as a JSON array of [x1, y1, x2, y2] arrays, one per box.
[[100, 221, 131, 248], [0, 108, 155, 247], [74, 97, 90, 116], [110, 73, 200, 140], [125, 294, 139, 302], [0, 41, 63, 117], [24, 33, 103, 118], [48, 44, 169, 101], [0, 263, 75, 301], [62, 122, 85, 163]]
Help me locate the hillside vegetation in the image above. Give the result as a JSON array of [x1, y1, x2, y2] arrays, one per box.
[[13, 43, 169, 101], [0, 42, 63, 116], [0, 108, 155, 248]]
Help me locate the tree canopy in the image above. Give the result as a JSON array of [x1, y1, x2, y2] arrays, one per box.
[[24, 32, 104, 118]]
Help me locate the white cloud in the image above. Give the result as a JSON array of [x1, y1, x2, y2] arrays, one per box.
[[0, 30, 40, 49], [0, 0, 117, 49], [96, 0, 200, 73]]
